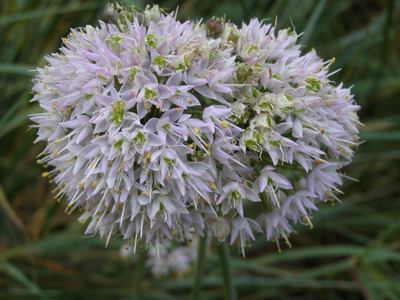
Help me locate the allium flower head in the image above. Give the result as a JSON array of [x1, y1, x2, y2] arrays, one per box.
[[31, 3, 360, 254]]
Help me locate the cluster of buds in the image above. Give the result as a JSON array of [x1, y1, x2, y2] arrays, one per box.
[[31, 3, 360, 254]]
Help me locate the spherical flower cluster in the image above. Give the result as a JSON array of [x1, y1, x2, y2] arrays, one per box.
[[31, 3, 360, 254]]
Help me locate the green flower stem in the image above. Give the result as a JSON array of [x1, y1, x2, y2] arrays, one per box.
[[217, 242, 237, 300], [133, 248, 146, 299], [191, 233, 207, 300]]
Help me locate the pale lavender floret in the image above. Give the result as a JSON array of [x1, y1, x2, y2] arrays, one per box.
[[216, 181, 260, 217], [230, 217, 262, 256], [256, 211, 293, 250]]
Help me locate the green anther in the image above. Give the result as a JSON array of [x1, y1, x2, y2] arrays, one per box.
[[306, 77, 321, 92], [269, 140, 281, 147], [128, 67, 138, 81], [133, 131, 146, 146], [110, 101, 124, 124], [163, 158, 176, 164], [236, 62, 252, 84], [245, 140, 259, 149], [176, 56, 190, 70], [271, 74, 282, 80], [230, 190, 242, 202], [119, 11, 133, 25], [162, 123, 171, 131], [153, 55, 166, 67], [114, 139, 123, 149], [247, 44, 258, 54], [251, 88, 260, 98], [146, 34, 157, 48], [109, 35, 121, 43], [144, 87, 157, 100], [106, 34, 122, 53], [244, 130, 262, 150], [258, 101, 271, 110]]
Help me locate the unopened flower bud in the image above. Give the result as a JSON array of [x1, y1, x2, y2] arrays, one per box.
[[253, 113, 275, 129], [106, 34, 122, 53], [103, 2, 121, 24], [236, 62, 252, 84], [144, 4, 161, 26], [206, 18, 225, 39], [232, 102, 249, 124], [212, 217, 230, 241], [275, 95, 294, 111]]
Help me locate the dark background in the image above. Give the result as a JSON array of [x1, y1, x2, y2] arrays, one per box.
[[0, 0, 399, 299]]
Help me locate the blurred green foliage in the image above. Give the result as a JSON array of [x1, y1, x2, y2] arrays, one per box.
[[0, 0, 399, 299]]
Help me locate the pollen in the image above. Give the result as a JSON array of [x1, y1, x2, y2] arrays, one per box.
[[42, 172, 49, 177], [221, 121, 228, 128], [93, 182, 98, 188]]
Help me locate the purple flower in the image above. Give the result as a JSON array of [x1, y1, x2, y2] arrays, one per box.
[[31, 3, 360, 255]]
